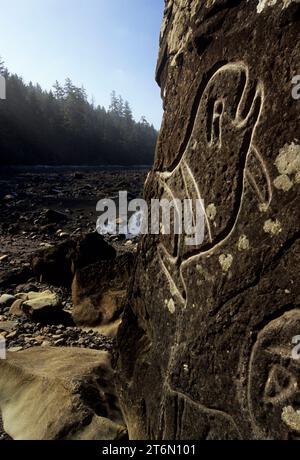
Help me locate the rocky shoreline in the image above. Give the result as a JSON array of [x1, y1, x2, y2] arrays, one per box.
[[0, 166, 147, 440]]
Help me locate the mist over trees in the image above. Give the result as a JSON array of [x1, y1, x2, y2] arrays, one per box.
[[0, 58, 158, 166]]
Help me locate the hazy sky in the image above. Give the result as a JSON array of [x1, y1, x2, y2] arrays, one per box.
[[0, 0, 164, 128]]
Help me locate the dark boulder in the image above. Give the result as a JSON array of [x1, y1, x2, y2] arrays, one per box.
[[42, 209, 68, 224], [73, 232, 116, 270], [31, 233, 116, 288], [72, 252, 134, 331], [0, 267, 32, 291], [31, 240, 76, 287]]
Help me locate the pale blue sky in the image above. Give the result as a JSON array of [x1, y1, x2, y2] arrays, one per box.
[[0, 0, 164, 128]]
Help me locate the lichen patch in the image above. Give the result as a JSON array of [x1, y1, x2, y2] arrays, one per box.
[[206, 203, 217, 221], [259, 203, 269, 213], [257, 0, 277, 14], [273, 174, 294, 192], [282, 406, 300, 432], [237, 235, 250, 251], [272, 142, 300, 191], [256, 0, 300, 13], [275, 142, 300, 175], [219, 254, 233, 273], [263, 219, 282, 236], [165, 298, 175, 314]]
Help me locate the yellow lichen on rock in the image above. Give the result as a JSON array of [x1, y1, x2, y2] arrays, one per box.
[[263, 219, 282, 236]]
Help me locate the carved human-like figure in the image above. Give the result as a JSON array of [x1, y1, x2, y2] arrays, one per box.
[[155, 62, 271, 307], [151, 63, 273, 438], [247, 309, 300, 439]]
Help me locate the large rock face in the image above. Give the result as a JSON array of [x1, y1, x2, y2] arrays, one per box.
[[117, 0, 300, 440]]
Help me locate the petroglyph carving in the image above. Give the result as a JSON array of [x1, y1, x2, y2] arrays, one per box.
[[156, 63, 272, 307], [117, 0, 300, 442], [263, 365, 297, 404], [247, 309, 300, 439], [158, 384, 242, 440]]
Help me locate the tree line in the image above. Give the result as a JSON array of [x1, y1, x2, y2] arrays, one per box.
[[0, 58, 158, 165]]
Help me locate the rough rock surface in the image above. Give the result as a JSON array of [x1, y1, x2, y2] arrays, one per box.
[[0, 347, 126, 440], [31, 233, 116, 288], [117, 0, 300, 440], [72, 253, 133, 332], [7, 290, 73, 325], [31, 239, 76, 287]]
